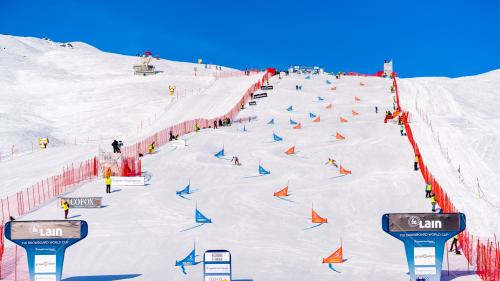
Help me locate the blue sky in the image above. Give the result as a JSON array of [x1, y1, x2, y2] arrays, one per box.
[[1, 0, 499, 77]]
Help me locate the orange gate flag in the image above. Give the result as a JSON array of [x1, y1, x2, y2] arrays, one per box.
[[312, 209, 328, 223], [273, 185, 289, 197], [336, 132, 346, 140], [352, 110, 359, 116], [323, 243, 343, 263], [313, 116, 321, 122], [354, 96, 361, 102], [285, 146, 295, 155], [339, 164, 352, 175], [340, 117, 348, 123], [325, 103, 332, 109], [293, 122, 302, 129]]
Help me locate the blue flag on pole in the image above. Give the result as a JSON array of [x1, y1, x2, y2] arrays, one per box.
[[214, 148, 225, 158], [176, 183, 191, 196], [309, 113, 317, 118], [318, 96, 324, 101], [290, 118, 298, 125], [259, 164, 270, 175], [195, 208, 212, 223], [286, 105, 293, 112], [267, 118, 275, 125], [326, 80, 332, 84], [273, 133, 283, 142], [175, 244, 201, 274], [305, 75, 311, 79]]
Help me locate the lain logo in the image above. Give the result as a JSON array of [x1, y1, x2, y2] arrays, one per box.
[[408, 216, 422, 228]]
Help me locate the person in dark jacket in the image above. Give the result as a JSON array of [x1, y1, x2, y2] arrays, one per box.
[[169, 131, 175, 141], [214, 120, 218, 129], [218, 119, 223, 127], [112, 140, 120, 153]]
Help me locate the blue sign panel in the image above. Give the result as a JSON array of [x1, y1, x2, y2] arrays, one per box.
[[4, 220, 88, 281], [204, 250, 231, 281], [382, 213, 466, 281]]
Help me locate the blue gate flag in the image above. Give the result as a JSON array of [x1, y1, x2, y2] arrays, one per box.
[[196, 208, 212, 223], [309, 113, 317, 118], [305, 75, 311, 79], [286, 105, 293, 112], [259, 164, 271, 175], [176, 183, 191, 196], [326, 80, 332, 84], [273, 133, 283, 142], [175, 243, 201, 275], [290, 118, 298, 125], [318, 96, 324, 101], [214, 148, 225, 158], [267, 118, 275, 125]]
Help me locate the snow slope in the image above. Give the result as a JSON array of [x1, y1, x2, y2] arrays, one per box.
[[0, 35, 260, 196], [398, 71, 500, 236], [8, 74, 477, 280]]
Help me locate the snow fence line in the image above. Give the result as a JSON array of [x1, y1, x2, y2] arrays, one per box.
[[394, 77, 500, 281], [0, 70, 271, 280]]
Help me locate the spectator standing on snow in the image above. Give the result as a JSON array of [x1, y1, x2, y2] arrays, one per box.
[[431, 193, 437, 212], [62, 200, 70, 219], [112, 140, 121, 153], [449, 235, 460, 254], [414, 154, 420, 171], [218, 119, 223, 128], [375, 106, 378, 114], [425, 182, 432, 198], [149, 142, 155, 154], [169, 131, 175, 141], [214, 120, 218, 129], [106, 176, 112, 193]]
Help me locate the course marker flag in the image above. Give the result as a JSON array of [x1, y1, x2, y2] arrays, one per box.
[[293, 123, 302, 129], [195, 205, 212, 224], [309, 113, 317, 119], [326, 80, 332, 84], [323, 242, 343, 263], [312, 209, 328, 223], [318, 96, 324, 101], [175, 243, 201, 274], [339, 164, 352, 175], [325, 103, 332, 109], [214, 147, 225, 158], [259, 164, 271, 175], [313, 116, 320, 123], [290, 118, 298, 125], [176, 182, 191, 196], [340, 117, 348, 123], [287, 105, 293, 112], [285, 146, 295, 155], [355, 96, 361, 102], [273, 132, 283, 142], [274, 185, 289, 197], [336, 132, 346, 140], [352, 110, 359, 116], [267, 118, 275, 125], [330, 87, 337, 91]]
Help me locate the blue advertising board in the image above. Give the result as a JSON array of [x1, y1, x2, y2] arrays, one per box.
[[382, 213, 466, 281], [204, 250, 231, 281], [4, 220, 88, 281]]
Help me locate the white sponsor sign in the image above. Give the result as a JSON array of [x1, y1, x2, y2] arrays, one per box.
[[205, 251, 230, 262], [205, 263, 231, 274], [171, 140, 186, 147], [35, 275, 56, 281], [35, 255, 56, 273], [414, 247, 436, 266], [414, 266, 437, 275], [110, 176, 145, 186]]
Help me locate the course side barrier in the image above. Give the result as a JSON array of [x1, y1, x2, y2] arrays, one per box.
[[394, 77, 500, 281]]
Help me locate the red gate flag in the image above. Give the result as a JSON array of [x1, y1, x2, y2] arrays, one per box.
[[352, 110, 359, 116], [293, 123, 302, 129], [323, 243, 343, 263], [313, 116, 320, 122], [312, 209, 328, 223], [340, 164, 352, 175], [359, 82, 365, 86], [325, 103, 332, 109], [355, 96, 361, 102], [340, 117, 348, 123], [331, 86, 336, 91], [274, 186, 289, 197], [285, 146, 295, 155], [336, 132, 346, 140]]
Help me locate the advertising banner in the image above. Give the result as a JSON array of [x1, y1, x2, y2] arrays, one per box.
[[110, 176, 145, 186], [253, 93, 267, 99], [382, 213, 466, 281], [5, 220, 88, 281], [59, 197, 102, 208], [249, 101, 257, 106], [260, 85, 273, 90], [204, 250, 231, 281]]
